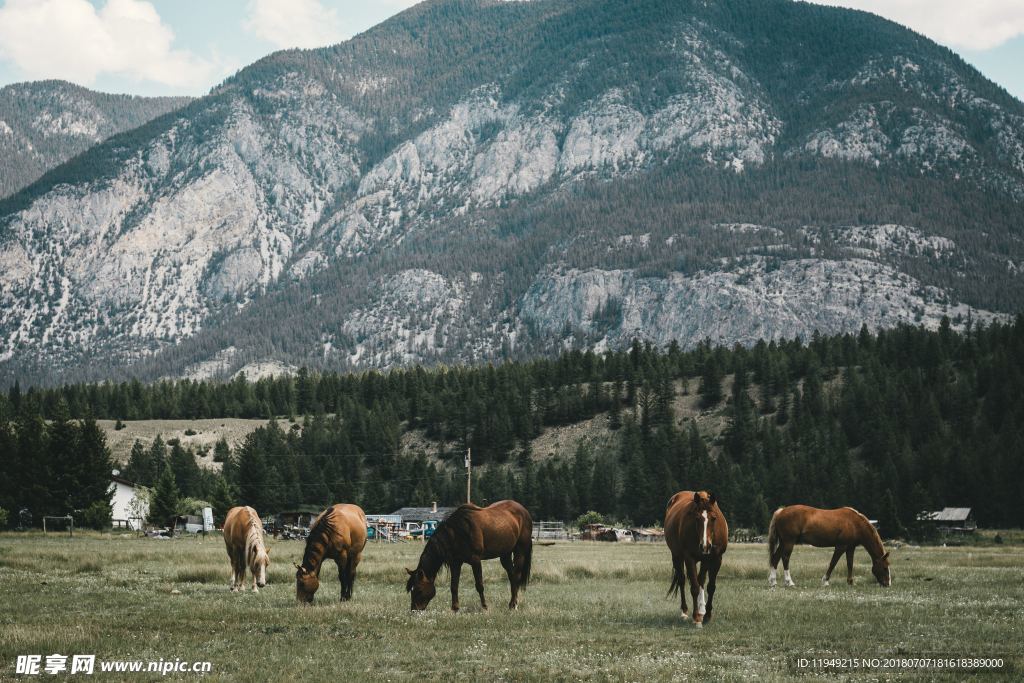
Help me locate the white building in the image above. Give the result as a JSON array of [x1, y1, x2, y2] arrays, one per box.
[[109, 475, 148, 530]]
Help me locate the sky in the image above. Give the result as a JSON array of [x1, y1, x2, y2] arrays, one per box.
[[0, 0, 1021, 101]]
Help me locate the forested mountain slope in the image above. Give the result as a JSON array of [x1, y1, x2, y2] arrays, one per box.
[[2, 0, 1023, 386], [0, 80, 191, 199]]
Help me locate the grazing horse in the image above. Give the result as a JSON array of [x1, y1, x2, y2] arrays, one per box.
[[223, 506, 270, 592], [406, 500, 533, 611], [768, 505, 891, 588], [665, 490, 728, 627], [294, 504, 367, 603]]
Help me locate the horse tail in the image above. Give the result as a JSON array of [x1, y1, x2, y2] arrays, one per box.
[[768, 507, 783, 565], [520, 538, 533, 588], [667, 559, 684, 598]]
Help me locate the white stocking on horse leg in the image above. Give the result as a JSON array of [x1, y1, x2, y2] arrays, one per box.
[[768, 568, 777, 588], [784, 570, 795, 587]]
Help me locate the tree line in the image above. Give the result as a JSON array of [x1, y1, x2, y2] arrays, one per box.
[[2, 317, 1023, 535]]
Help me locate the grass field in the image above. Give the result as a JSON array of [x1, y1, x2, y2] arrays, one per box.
[[0, 533, 1021, 681]]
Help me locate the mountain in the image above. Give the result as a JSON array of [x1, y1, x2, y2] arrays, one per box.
[[0, 80, 191, 199], [2, 0, 1023, 386]]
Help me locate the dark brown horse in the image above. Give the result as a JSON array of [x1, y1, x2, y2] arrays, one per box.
[[768, 505, 891, 588], [665, 490, 728, 627], [406, 500, 532, 611], [294, 504, 367, 603]]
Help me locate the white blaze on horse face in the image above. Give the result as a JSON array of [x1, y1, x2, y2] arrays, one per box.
[[701, 511, 710, 552]]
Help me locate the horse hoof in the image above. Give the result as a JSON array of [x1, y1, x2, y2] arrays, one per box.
[[694, 622, 703, 629], [821, 579, 830, 587], [680, 611, 690, 621]]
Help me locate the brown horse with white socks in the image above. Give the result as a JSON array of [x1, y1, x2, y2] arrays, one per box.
[[406, 500, 533, 611], [294, 504, 367, 603], [768, 505, 891, 588], [665, 490, 728, 627]]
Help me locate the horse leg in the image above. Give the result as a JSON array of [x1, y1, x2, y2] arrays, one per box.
[[229, 553, 240, 591], [768, 545, 783, 588], [470, 559, 487, 610], [686, 558, 705, 628], [703, 556, 721, 625], [845, 546, 856, 585], [782, 542, 796, 587], [336, 552, 350, 602], [450, 562, 462, 612], [500, 554, 518, 609], [235, 551, 247, 592], [823, 546, 844, 586], [346, 551, 361, 599]]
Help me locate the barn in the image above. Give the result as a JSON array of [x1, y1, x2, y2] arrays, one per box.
[[919, 507, 977, 534], [109, 475, 147, 530], [390, 502, 455, 534]]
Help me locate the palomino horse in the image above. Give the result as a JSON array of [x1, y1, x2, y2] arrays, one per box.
[[406, 500, 533, 611], [294, 504, 367, 603], [768, 505, 891, 588], [665, 490, 728, 627], [223, 506, 270, 592]]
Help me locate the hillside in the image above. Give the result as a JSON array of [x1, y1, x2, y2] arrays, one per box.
[[2, 0, 1023, 386], [0, 80, 191, 199]]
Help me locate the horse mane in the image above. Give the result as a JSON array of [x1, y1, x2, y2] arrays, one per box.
[[422, 504, 477, 574], [848, 507, 886, 557], [301, 507, 336, 569], [245, 515, 265, 557]]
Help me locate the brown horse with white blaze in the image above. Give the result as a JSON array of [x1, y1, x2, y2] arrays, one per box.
[[665, 491, 728, 627], [223, 506, 270, 592], [294, 504, 367, 603], [768, 505, 891, 588], [406, 500, 533, 611]]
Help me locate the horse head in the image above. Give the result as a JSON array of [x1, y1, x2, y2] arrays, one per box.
[[406, 567, 436, 610], [294, 563, 319, 603], [249, 544, 269, 589], [871, 551, 891, 587], [693, 491, 720, 555]]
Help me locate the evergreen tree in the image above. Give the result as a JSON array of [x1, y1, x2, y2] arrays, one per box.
[[150, 462, 180, 527]]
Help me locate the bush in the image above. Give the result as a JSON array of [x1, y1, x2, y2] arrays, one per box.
[[573, 511, 605, 530], [0, 507, 8, 528], [78, 501, 112, 530], [114, 419, 126, 431], [184, 429, 198, 436]]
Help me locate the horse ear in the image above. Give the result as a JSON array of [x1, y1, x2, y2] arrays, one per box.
[[708, 492, 718, 507], [293, 562, 302, 570], [406, 568, 415, 576], [882, 551, 890, 561], [265, 547, 271, 554]]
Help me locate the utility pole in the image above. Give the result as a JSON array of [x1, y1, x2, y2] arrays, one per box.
[[465, 447, 472, 504]]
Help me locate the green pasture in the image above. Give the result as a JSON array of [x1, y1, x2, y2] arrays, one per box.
[[0, 533, 1021, 681]]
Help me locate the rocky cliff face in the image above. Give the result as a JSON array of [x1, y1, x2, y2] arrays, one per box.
[[0, 80, 190, 199], [1, 0, 1022, 384]]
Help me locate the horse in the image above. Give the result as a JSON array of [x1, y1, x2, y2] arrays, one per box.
[[664, 490, 728, 627], [294, 504, 367, 603], [406, 500, 533, 611], [223, 506, 270, 593], [767, 505, 891, 588]]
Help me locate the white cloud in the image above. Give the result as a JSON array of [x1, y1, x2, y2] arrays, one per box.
[[244, 0, 349, 50], [0, 0, 219, 90], [811, 1, 1024, 51]]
